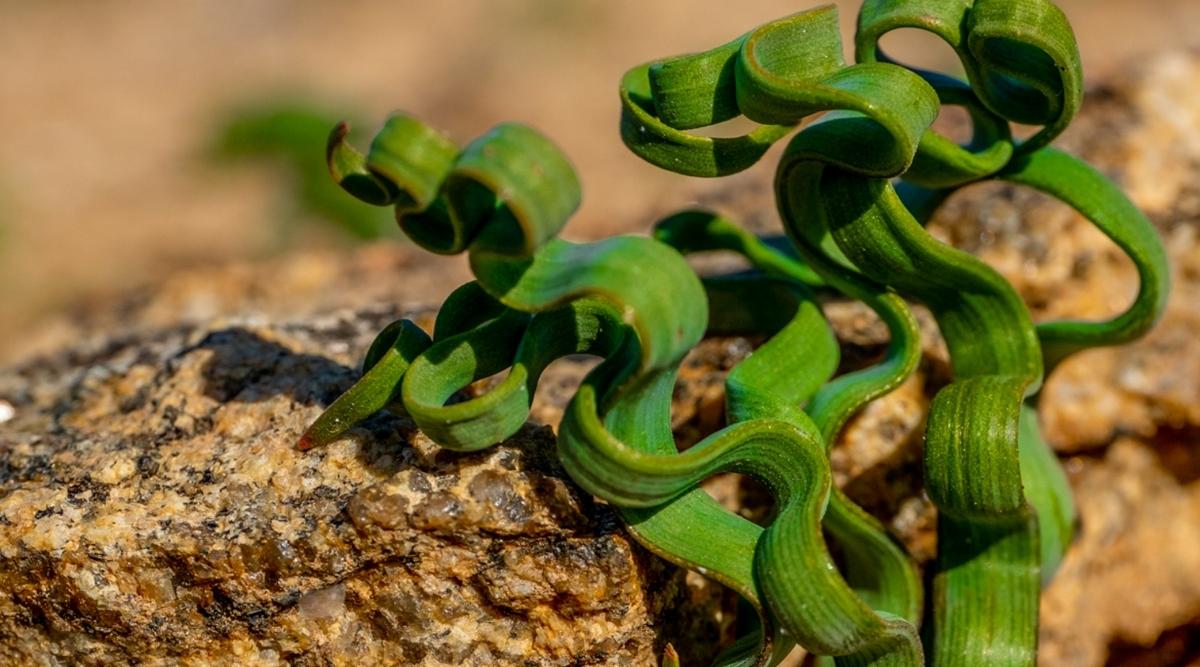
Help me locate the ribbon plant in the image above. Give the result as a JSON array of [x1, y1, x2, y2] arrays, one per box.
[[298, 0, 1169, 664]]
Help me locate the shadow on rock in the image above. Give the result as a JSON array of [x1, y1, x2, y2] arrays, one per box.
[[194, 327, 354, 407]]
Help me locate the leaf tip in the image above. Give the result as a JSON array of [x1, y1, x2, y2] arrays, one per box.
[[661, 643, 680, 667]]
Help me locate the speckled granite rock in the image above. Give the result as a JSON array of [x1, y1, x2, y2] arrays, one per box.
[[1039, 439, 1200, 666], [0, 310, 722, 666]]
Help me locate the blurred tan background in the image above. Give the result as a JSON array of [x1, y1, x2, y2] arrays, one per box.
[[1, 0, 1198, 363]]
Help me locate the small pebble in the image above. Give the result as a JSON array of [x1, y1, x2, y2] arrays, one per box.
[[0, 400, 13, 424], [298, 583, 346, 619]]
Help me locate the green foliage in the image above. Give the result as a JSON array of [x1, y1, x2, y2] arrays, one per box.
[[299, 1, 1169, 665], [212, 103, 395, 241]]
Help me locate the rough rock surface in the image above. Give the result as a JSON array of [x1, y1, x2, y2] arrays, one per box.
[[2, 51, 1200, 665], [0, 311, 721, 666]]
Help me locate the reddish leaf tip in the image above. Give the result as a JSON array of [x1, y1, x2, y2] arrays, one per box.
[[296, 432, 317, 451]]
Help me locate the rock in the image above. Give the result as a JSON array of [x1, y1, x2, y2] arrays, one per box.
[[0, 312, 722, 665], [1039, 439, 1200, 666], [3, 50, 1200, 666]]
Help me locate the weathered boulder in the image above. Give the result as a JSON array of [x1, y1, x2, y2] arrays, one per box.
[[0, 312, 721, 665]]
